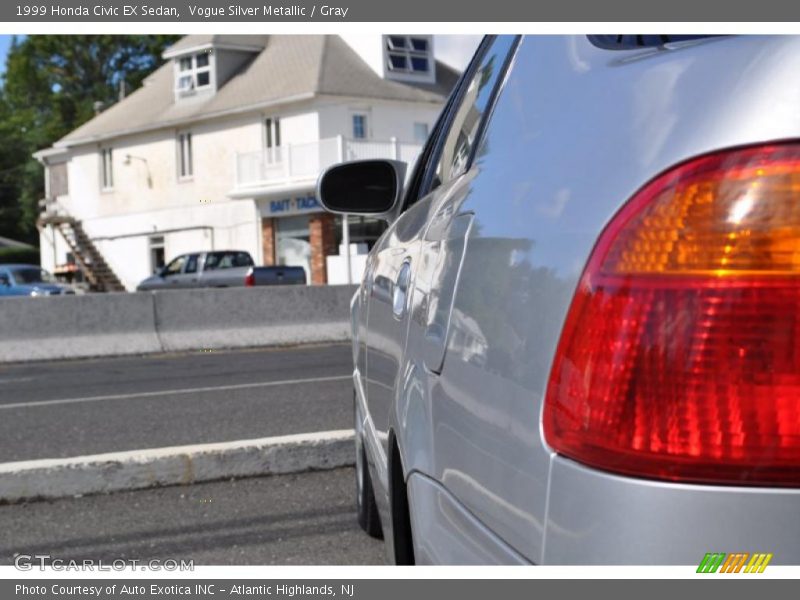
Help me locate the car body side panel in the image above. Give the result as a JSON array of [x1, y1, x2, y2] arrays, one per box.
[[397, 175, 481, 478], [418, 34, 800, 564], [407, 471, 530, 565], [360, 34, 800, 565], [364, 196, 440, 468], [544, 456, 800, 564], [360, 193, 449, 561]]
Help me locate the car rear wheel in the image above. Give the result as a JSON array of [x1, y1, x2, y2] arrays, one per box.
[[355, 393, 383, 538]]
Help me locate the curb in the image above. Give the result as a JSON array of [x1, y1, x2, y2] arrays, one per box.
[[0, 429, 355, 504]]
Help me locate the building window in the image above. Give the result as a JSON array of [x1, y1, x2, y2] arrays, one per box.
[[177, 132, 193, 179], [175, 51, 212, 93], [265, 117, 281, 163], [413, 122, 430, 143], [100, 148, 113, 190], [352, 114, 367, 139], [386, 36, 431, 74], [334, 215, 387, 253], [49, 162, 69, 197]]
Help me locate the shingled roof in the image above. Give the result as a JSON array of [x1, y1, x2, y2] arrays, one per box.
[[162, 34, 269, 56], [57, 35, 459, 147]]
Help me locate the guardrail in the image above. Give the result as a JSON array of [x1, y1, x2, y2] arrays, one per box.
[[0, 285, 357, 363]]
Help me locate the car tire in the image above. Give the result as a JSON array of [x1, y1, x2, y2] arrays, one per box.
[[355, 394, 383, 538]]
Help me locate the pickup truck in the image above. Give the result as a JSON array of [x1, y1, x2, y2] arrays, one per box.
[[244, 265, 306, 286], [136, 251, 306, 291]]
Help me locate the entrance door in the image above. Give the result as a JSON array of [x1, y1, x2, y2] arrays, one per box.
[[275, 215, 312, 283]]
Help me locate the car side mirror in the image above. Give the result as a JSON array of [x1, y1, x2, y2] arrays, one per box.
[[317, 159, 406, 223]]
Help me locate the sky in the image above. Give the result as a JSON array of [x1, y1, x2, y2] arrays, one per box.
[[0, 35, 15, 76], [433, 35, 483, 70]]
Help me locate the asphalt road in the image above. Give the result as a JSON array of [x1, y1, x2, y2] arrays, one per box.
[[0, 468, 385, 565], [0, 344, 354, 462]]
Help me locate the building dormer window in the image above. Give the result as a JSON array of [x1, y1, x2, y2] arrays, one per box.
[[175, 51, 212, 93], [386, 36, 431, 74]]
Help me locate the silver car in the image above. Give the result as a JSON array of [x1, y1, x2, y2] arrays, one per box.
[[136, 251, 255, 290], [317, 35, 800, 565]]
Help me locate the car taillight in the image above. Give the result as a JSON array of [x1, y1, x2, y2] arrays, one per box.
[[544, 143, 800, 487], [244, 269, 255, 287]]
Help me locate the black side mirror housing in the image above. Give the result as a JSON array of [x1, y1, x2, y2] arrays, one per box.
[[316, 159, 406, 223]]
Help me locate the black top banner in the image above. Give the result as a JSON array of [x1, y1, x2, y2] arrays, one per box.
[[2, 0, 798, 22]]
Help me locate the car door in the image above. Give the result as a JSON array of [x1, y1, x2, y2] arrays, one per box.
[[362, 181, 433, 469], [176, 253, 200, 288], [411, 36, 602, 564], [362, 36, 520, 488], [392, 36, 566, 563], [359, 46, 476, 478], [202, 251, 249, 287], [160, 254, 193, 288]]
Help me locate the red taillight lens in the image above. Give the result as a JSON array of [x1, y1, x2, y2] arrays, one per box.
[[244, 270, 255, 287], [544, 144, 800, 487]]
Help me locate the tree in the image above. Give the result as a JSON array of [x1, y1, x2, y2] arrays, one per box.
[[0, 35, 179, 244]]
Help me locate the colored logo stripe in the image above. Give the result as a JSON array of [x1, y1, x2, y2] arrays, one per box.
[[720, 553, 749, 573], [697, 552, 773, 573], [744, 553, 773, 573], [697, 553, 726, 573]]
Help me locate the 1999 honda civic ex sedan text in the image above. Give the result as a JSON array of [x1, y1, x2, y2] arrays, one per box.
[[316, 35, 800, 565]]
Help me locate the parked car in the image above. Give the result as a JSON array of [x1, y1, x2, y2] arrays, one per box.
[[317, 34, 800, 565], [0, 264, 76, 297], [137, 250, 305, 290]]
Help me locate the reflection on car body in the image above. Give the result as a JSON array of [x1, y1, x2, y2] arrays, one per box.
[[318, 35, 800, 565]]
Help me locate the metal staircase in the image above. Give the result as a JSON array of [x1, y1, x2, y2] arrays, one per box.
[[38, 214, 125, 292]]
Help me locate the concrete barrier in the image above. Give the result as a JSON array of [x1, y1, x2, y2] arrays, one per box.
[[153, 284, 356, 352], [0, 430, 355, 503], [0, 285, 357, 363], [0, 293, 161, 362]]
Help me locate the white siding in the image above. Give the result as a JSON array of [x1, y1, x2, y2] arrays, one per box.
[[274, 111, 320, 145], [43, 94, 445, 289], [316, 98, 442, 143]]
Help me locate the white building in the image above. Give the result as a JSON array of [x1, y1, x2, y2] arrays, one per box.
[[35, 34, 461, 290]]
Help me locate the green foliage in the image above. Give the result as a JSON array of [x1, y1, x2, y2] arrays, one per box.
[[0, 35, 179, 243], [0, 246, 40, 265]]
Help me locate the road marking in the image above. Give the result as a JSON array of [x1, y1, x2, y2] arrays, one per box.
[[0, 375, 352, 411]]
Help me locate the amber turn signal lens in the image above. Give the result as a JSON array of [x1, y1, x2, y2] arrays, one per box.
[[603, 145, 800, 276]]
